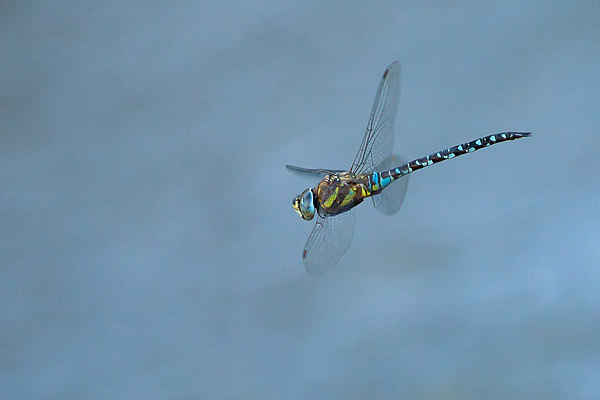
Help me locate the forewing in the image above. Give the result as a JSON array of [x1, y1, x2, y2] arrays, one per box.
[[302, 209, 356, 276], [371, 154, 409, 215], [350, 61, 401, 175], [286, 165, 345, 180]]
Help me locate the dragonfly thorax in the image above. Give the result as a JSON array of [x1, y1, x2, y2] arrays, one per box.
[[292, 188, 316, 221]]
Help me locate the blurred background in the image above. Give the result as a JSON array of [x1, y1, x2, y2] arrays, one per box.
[[2, 1, 599, 398]]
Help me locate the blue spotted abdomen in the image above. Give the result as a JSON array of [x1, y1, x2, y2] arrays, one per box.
[[368, 171, 396, 194], [370, 132, 531, 194]]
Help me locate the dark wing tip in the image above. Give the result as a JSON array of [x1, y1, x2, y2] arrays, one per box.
[[384, 61, 401, 77]]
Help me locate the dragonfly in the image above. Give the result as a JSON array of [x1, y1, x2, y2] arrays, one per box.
[[287, 61, 531, 275]]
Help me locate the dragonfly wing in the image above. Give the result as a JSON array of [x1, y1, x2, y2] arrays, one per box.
[[302, 209, 356, 276], [286, 165, 345, 180], [350, 61, 401, 175], [371, 154, 409, 215]]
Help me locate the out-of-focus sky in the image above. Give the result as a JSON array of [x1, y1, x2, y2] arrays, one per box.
[[1, 1, 599, 398]]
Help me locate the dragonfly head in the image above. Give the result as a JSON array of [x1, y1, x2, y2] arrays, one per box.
[[292, 188, 316, 220]]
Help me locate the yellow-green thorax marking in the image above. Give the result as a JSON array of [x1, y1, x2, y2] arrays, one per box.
[[315, 172, 372, 218]]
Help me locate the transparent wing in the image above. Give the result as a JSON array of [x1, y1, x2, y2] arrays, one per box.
[[371, 154, 409, 215], [286, 165, 345, 180], [350, 61, 401, 175], [302, 209, 356, 276]]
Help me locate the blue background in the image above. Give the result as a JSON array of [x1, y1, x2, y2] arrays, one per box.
[[2, 1, 599, 398]]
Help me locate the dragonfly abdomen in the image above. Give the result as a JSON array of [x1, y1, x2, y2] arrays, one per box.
[[368, 171, 397, 194], [373, 132, 532, 188]]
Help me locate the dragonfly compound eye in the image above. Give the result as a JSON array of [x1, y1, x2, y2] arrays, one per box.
[[299, 188, 315, 220]]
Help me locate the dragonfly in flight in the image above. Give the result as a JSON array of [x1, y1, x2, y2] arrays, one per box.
[[288, 61, 531, 275]]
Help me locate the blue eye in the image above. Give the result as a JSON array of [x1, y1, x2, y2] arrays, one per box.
[[302, 190, 313, 207], [300, 189, 315, 220]]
